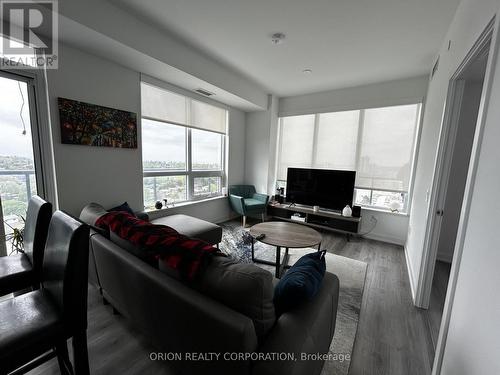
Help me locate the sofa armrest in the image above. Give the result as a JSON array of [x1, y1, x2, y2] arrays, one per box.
[[253, 272, 340, 375], [229, 194, 246, 215], [253, 193, 269, 205]]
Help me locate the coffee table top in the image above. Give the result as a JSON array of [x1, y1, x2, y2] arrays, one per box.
[[249, 221, 322, 249]]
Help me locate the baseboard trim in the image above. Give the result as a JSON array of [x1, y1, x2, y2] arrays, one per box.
[[215, 213, 239, 224], [362, 233, 405, 246], [404, 245, 417, 303]]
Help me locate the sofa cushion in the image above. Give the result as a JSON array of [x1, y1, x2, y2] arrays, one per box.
[[79, 203, 109, 236], [151, 214, 222, 245], [243, 198, 265, 209], [273, 251, 327, 315], [195, 256, 276, 340]]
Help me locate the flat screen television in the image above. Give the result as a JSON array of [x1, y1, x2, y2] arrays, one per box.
[[285, 168, 356, 211]]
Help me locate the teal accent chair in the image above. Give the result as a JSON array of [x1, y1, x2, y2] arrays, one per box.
[[228, 185, 269, 227]]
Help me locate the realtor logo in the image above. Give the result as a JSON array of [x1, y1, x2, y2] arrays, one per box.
[[0, 0, 58, 69]]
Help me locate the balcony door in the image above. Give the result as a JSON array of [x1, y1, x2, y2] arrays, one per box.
[[0, 70, 45, 256]]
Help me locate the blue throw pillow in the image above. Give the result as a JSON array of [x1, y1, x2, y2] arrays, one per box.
[[273, 250, 327, 315], [109, 201, 136, 217]]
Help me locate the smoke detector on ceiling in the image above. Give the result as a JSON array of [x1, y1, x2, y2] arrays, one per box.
[[195, 88, 215, 97], [271, 33, 286, 44]]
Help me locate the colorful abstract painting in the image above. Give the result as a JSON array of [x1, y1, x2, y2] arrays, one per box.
[[58, 98, 137, 148]]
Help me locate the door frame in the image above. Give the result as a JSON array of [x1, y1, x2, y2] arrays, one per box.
[[412, 16, 499, 374], [0, 63, 57, 207]]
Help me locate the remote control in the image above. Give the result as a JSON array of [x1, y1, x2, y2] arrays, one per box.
[[255, 233, 266, 240]]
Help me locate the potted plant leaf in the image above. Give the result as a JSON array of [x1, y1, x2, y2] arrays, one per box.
[[1, 216, 25, 255]]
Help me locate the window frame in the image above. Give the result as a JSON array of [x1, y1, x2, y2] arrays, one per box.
[[276, 103, 422, 214], [142, 123, 226, 206], [141, 101, 227, 209]]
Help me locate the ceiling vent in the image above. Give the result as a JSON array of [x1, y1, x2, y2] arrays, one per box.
[[195, 88, 215, 97]]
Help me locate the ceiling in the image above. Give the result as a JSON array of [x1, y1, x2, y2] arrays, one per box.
[[109, 0, 461, 97]]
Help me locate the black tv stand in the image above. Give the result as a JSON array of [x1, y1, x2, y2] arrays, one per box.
[[267, 203, 361, 239]]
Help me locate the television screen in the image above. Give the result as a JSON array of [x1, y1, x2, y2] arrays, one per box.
[[286, 168, 356, 211]]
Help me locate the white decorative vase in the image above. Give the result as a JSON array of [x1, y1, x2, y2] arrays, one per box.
[[342, 205, 352, 217]]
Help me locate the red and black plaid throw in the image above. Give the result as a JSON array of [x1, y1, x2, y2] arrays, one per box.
[[95, 211, 221, 281]]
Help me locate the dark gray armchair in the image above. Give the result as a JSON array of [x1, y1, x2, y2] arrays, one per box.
[[228, 185, 269, 227]]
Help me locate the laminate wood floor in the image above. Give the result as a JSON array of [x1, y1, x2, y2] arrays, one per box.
[[27, 222, 433, 375], [321, 233, 434, 375]]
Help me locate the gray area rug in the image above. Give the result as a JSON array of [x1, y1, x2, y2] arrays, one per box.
[[219, 222, 367, 375]]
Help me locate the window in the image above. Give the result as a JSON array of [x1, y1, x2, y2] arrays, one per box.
[[276, 104, 421, 213], [141, 83, 227, 209], [0, 72, 42, 256]]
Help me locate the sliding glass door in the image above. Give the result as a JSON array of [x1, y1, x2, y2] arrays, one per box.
[[0, 70, 44, 256]]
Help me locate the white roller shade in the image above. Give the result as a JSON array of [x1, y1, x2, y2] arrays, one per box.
[[356, 104, 420, 191], [277, 115, 315, 180], [141, 83, 187, 125], [191, 99, 227, 134], [141, 82, 227, 134], [276, 103, 420, 193], [315, 110, 360, 171]]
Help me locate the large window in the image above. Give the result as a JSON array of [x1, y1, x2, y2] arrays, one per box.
[[141, 83, 227, 209], [277, 104, 421, 213]]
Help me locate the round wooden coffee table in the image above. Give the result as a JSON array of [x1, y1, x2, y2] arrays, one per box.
[[249, 221, 322, 278]]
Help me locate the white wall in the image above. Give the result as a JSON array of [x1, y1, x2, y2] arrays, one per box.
[[46, 44, 246, 221], [279, 76, 429, 116], [251, 77, 428, 246], [47, 44, 143, 216], [244, 95, 279, 194], [427, 1, 500, 374], [404, 0, 498, 299], [360, 210, 410, 245]]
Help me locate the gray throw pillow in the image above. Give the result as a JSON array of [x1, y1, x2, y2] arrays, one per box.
[[196, 256, 276, 340]]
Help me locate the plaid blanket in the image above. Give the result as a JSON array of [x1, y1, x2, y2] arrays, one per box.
[[95, 211, 221, 281]]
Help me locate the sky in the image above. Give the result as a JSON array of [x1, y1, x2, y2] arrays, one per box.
[[0, 76, 35, 160], [142, 118, 222, 166]]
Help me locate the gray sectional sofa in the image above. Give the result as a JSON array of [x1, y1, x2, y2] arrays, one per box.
[[80, 203, 340, 375]]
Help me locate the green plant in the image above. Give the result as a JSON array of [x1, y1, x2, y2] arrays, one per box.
[[1, 215, 25, 255]]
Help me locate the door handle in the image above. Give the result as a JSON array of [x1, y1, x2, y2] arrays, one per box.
[[436, 209, 444, 216]]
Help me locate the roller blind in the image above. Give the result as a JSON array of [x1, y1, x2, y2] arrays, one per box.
[[315, 111, 360, 171], [277, 115, 315, 180], [356, 104, 419, 191], [141, 82, 227, 134], [277, 103, 420, 193]]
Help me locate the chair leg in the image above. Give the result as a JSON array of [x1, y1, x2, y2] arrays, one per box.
[[261, 213, 265, 222], [56, 340, 74, 375], [242, 215, 246, 228], [72, 331, 90, 375]]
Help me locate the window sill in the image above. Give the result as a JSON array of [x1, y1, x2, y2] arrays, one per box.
[[145, 195, 227, 214], [360, 206, 409, 217]]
